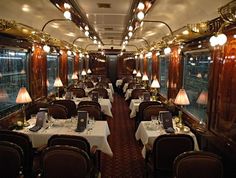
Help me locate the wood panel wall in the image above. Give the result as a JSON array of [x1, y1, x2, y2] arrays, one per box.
[[117, 54, 135, 78], [167, 46, 183, 99], [152, 51, 159, 79], [59, 50, 68, 86], [30, 45, 47, 99]]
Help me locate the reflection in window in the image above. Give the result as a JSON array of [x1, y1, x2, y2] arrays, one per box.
[[68, 56, 74, 85], [0, 49, 28, 118], [183, 50, 211, 124], [47, 54, 59, 95], [159, 55, 169, 97]]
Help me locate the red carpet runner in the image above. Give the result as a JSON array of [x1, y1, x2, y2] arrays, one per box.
[[101, 94, 145, 178]]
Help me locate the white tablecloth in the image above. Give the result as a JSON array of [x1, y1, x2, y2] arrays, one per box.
[[84, 88, 114, 102], [74, 97, 113, 117], [125, 89, 133, 100], [135, 121, 199, 158], [109, 83, 114, 94], [116, 79, 123, 87], [129, 99, 141, 118], [17, 118, 113, 156], [123, 83, 128, 93]]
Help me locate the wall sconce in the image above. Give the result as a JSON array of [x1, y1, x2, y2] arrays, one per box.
[[164, 47, 171, 55]]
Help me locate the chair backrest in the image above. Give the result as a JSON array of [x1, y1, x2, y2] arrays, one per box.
[[138, 101, 162, 121], [152, 134, 194, 172], [48, 104, 68, 119], [128, 82, 137, 89], [69, 87, 86, 98], [91, 76, 99, 83], [78, 100, 101, 110], [89, 88, 109, 99], [51, 100, 77, 118], [173, 151, 223, 178], [96, 82, 109, 89], [48, 135, 91, 155], [26, 101, 49, 119], [84, 81, 94, 88], [0, 141, 24, 178], [41, 145, 90, 178], [143, 105, 167, 121], [77, 105, 102, 120], [131, 88, 147, 99], [0, 130, 33, 178]]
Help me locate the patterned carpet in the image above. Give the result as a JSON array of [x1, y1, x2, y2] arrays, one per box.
[[101, 93, 145, 178]]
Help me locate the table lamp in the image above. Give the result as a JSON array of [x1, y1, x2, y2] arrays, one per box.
[[81, 69, 87, 82], [150, 78, 160, 101], [136, 71, 142, 83], [132, 69, 137, 80], [71, 72, 78, 86], [53, 77, 63, 98], [196, 90, 208, 125], [87, 68, 92, 75], [16, 87, 32, 127], [142, 73, 149, 89], [174, 88, 190, 129]]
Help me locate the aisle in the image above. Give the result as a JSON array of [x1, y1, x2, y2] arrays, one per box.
[[101, 93, 145, 178]]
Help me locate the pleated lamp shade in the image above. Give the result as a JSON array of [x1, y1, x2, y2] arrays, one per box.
[[16, 87, 32, 104], [53, 77, 63, 87], [174, 88, 190, 105]]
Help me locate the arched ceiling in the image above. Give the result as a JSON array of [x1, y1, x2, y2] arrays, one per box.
[[0, 0, 232, 53]]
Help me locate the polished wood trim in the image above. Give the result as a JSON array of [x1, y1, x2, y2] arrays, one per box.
[[152, 51, 159, 79], [30, 45, 47, 100], [59, 50, 68, 86]]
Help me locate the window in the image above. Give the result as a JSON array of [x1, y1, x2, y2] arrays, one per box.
[[183, 49, 211, 123], [67, 55, 74, 85], [47, 54, 59, 95], [0, 49, 28, 118], [159, 55, 169, 97]]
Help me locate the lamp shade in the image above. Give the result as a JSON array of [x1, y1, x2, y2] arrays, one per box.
[[142, 73, 149, 81], [151, 79, 160, 88], [53, 77, 63, 87], [174, 89, 190, 105], [0, 89, 9, 102], [81, 69, 87, 76], [71, 72, 78, 80], [136, 71, 142, 77], [196, 91, 208, 105], [87, 68, 92, 74], [132, 69, 137, 75], [16, 87, 32, 104]]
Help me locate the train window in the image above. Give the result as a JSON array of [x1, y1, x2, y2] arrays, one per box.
[[0, 48, 28, 118], [47, 54, 59, 95], [159, 55, 169, 97], [183, 49, 211, 124], [68, 55, 74, 85]]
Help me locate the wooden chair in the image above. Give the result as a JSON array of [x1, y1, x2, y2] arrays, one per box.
[[84, 81, 94, 88], [48, 135, 99, 175], [77, 105, 102, 120], [88, 88, 109, 99], [145, 134, 194, 178], [96, 81, 109, 89], [69, 88, 86, 98], [173, 151, 223, 178], [48, 104, 68, 119], [0, 141, 24, 178], [50, 100, 77, 118], [143, 105, 168, 121], [40, 145, 91, 178], [135, 101, 162, 130], [78, 100, 102, 111], [131, 88, 147, 99], [0, 130, 33, 178]]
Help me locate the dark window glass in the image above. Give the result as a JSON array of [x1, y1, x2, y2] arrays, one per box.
[[68, 55, 74, 85], [47, 54, 59, 95], [0, 49, 28, 118], [159, 55, 169, 97], [183, 49, 211, 124]]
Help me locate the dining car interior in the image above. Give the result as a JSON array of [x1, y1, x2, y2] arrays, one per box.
[[0, 0, 235, 177]]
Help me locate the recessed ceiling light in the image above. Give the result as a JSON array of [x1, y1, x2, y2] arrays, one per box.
[[22, 4, 30, 12]]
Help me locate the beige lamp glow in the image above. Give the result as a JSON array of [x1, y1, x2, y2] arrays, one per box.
[[71, 72, 78, 80], [132, 69, 137, 75], [81, 69, 87, 81], [197, 91, 208, 125], [174, 88, 190, 129], [142, 73, 149, 89], [16, 87, 32, 127], [53, 77, 63, 98], [151, 78, 160, 101], [0, 89, 9, 102], [87, 68, 92, 74]]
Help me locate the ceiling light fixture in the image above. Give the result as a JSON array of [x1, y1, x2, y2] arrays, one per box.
[[137, 2, 145, 10], [137, 11, 145, 21], [63, 10, 71, 20], [128, 25, 133, 31], [85, 31, 89, 37], [43, 44, 50, 53], [164, 47, 171, 55]]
